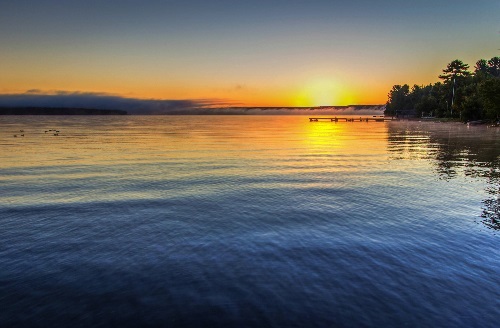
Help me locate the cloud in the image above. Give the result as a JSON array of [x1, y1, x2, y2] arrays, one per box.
[[0, 91, 231, 114], [25, 89, 43, 94]]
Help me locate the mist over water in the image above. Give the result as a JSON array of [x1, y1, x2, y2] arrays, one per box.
[[0, 116, 498, 327], [0, 91, 385, 115]]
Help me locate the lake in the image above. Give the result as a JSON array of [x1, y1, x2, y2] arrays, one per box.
[[0, 115, 499, 327]]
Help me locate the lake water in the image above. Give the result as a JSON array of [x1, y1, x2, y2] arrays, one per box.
[[1, 116, 499, 327]]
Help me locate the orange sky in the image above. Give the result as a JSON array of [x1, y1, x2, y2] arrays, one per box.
[[0, 1, 498, 107]]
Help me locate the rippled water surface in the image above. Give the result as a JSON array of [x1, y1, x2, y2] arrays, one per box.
[[1, 116, 499, 327]]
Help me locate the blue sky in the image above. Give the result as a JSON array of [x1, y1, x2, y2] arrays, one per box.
[[1, 0, 498, 106]]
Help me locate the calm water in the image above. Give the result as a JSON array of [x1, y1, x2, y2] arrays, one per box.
[[1, 116, 499, 327]]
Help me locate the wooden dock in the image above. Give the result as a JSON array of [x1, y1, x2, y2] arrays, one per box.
[[309, 116, 398, 122]]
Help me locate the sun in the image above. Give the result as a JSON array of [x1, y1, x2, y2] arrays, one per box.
[[293, 79, 353, 107]]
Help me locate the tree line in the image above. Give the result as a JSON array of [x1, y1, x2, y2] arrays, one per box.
[[385, 57, 500, 121]]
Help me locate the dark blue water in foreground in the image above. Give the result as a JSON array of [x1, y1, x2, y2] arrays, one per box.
[[1, 116, 499, 327]]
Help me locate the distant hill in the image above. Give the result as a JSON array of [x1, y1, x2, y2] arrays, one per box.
[[0, 107, 127, 115]]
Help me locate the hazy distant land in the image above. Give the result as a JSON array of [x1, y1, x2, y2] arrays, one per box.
[[0, 107, 127, 115], [0, 105, 385, 115], [0, 92, 386, 115], [191, 105, 386, 116]]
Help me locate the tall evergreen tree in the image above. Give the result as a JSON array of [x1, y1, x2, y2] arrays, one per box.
[[439, 60, 471, 82], [385, 57, 498, 121], [487, 57, 500, 77], [475, 59, 489, 76], [439, 60, 471, 115]]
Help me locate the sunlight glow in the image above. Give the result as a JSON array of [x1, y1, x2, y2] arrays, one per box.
[[294, 79, 353, 107]]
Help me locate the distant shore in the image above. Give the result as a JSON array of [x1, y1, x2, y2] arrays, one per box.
[[0, 107, 127, 115], [0, 105, 386, 115]]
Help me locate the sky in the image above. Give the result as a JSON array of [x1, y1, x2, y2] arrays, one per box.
[[0, 0, 498, 108]]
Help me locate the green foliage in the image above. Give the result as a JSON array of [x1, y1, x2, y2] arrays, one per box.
[[415, 95, 438, 117], [479, 78, 500, 120], [461, 81, 483, 121], [385, 84, 410, 116], [386, 57, 500, 122]]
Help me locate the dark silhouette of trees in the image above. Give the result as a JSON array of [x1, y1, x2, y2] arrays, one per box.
[[479, 78, 500, 119], [438, 60, 471, 115], [385, 84, 410, 116], [475, 59, 489, 77], [438, 59, 471, 82], [385, 57, 500, 122], [487, 57, 500, 77]]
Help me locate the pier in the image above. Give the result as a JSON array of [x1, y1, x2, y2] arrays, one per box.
[[309, 116, 398, 122]]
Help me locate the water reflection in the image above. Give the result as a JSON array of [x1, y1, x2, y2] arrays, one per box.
[[481, 168, 500, 230], [388, 121, 500, 230]]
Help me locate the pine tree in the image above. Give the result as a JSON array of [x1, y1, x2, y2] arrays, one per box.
[[439, 60, 471, 82]]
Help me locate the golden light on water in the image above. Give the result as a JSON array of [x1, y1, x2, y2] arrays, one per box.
[[305, 119, 347, 150]]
